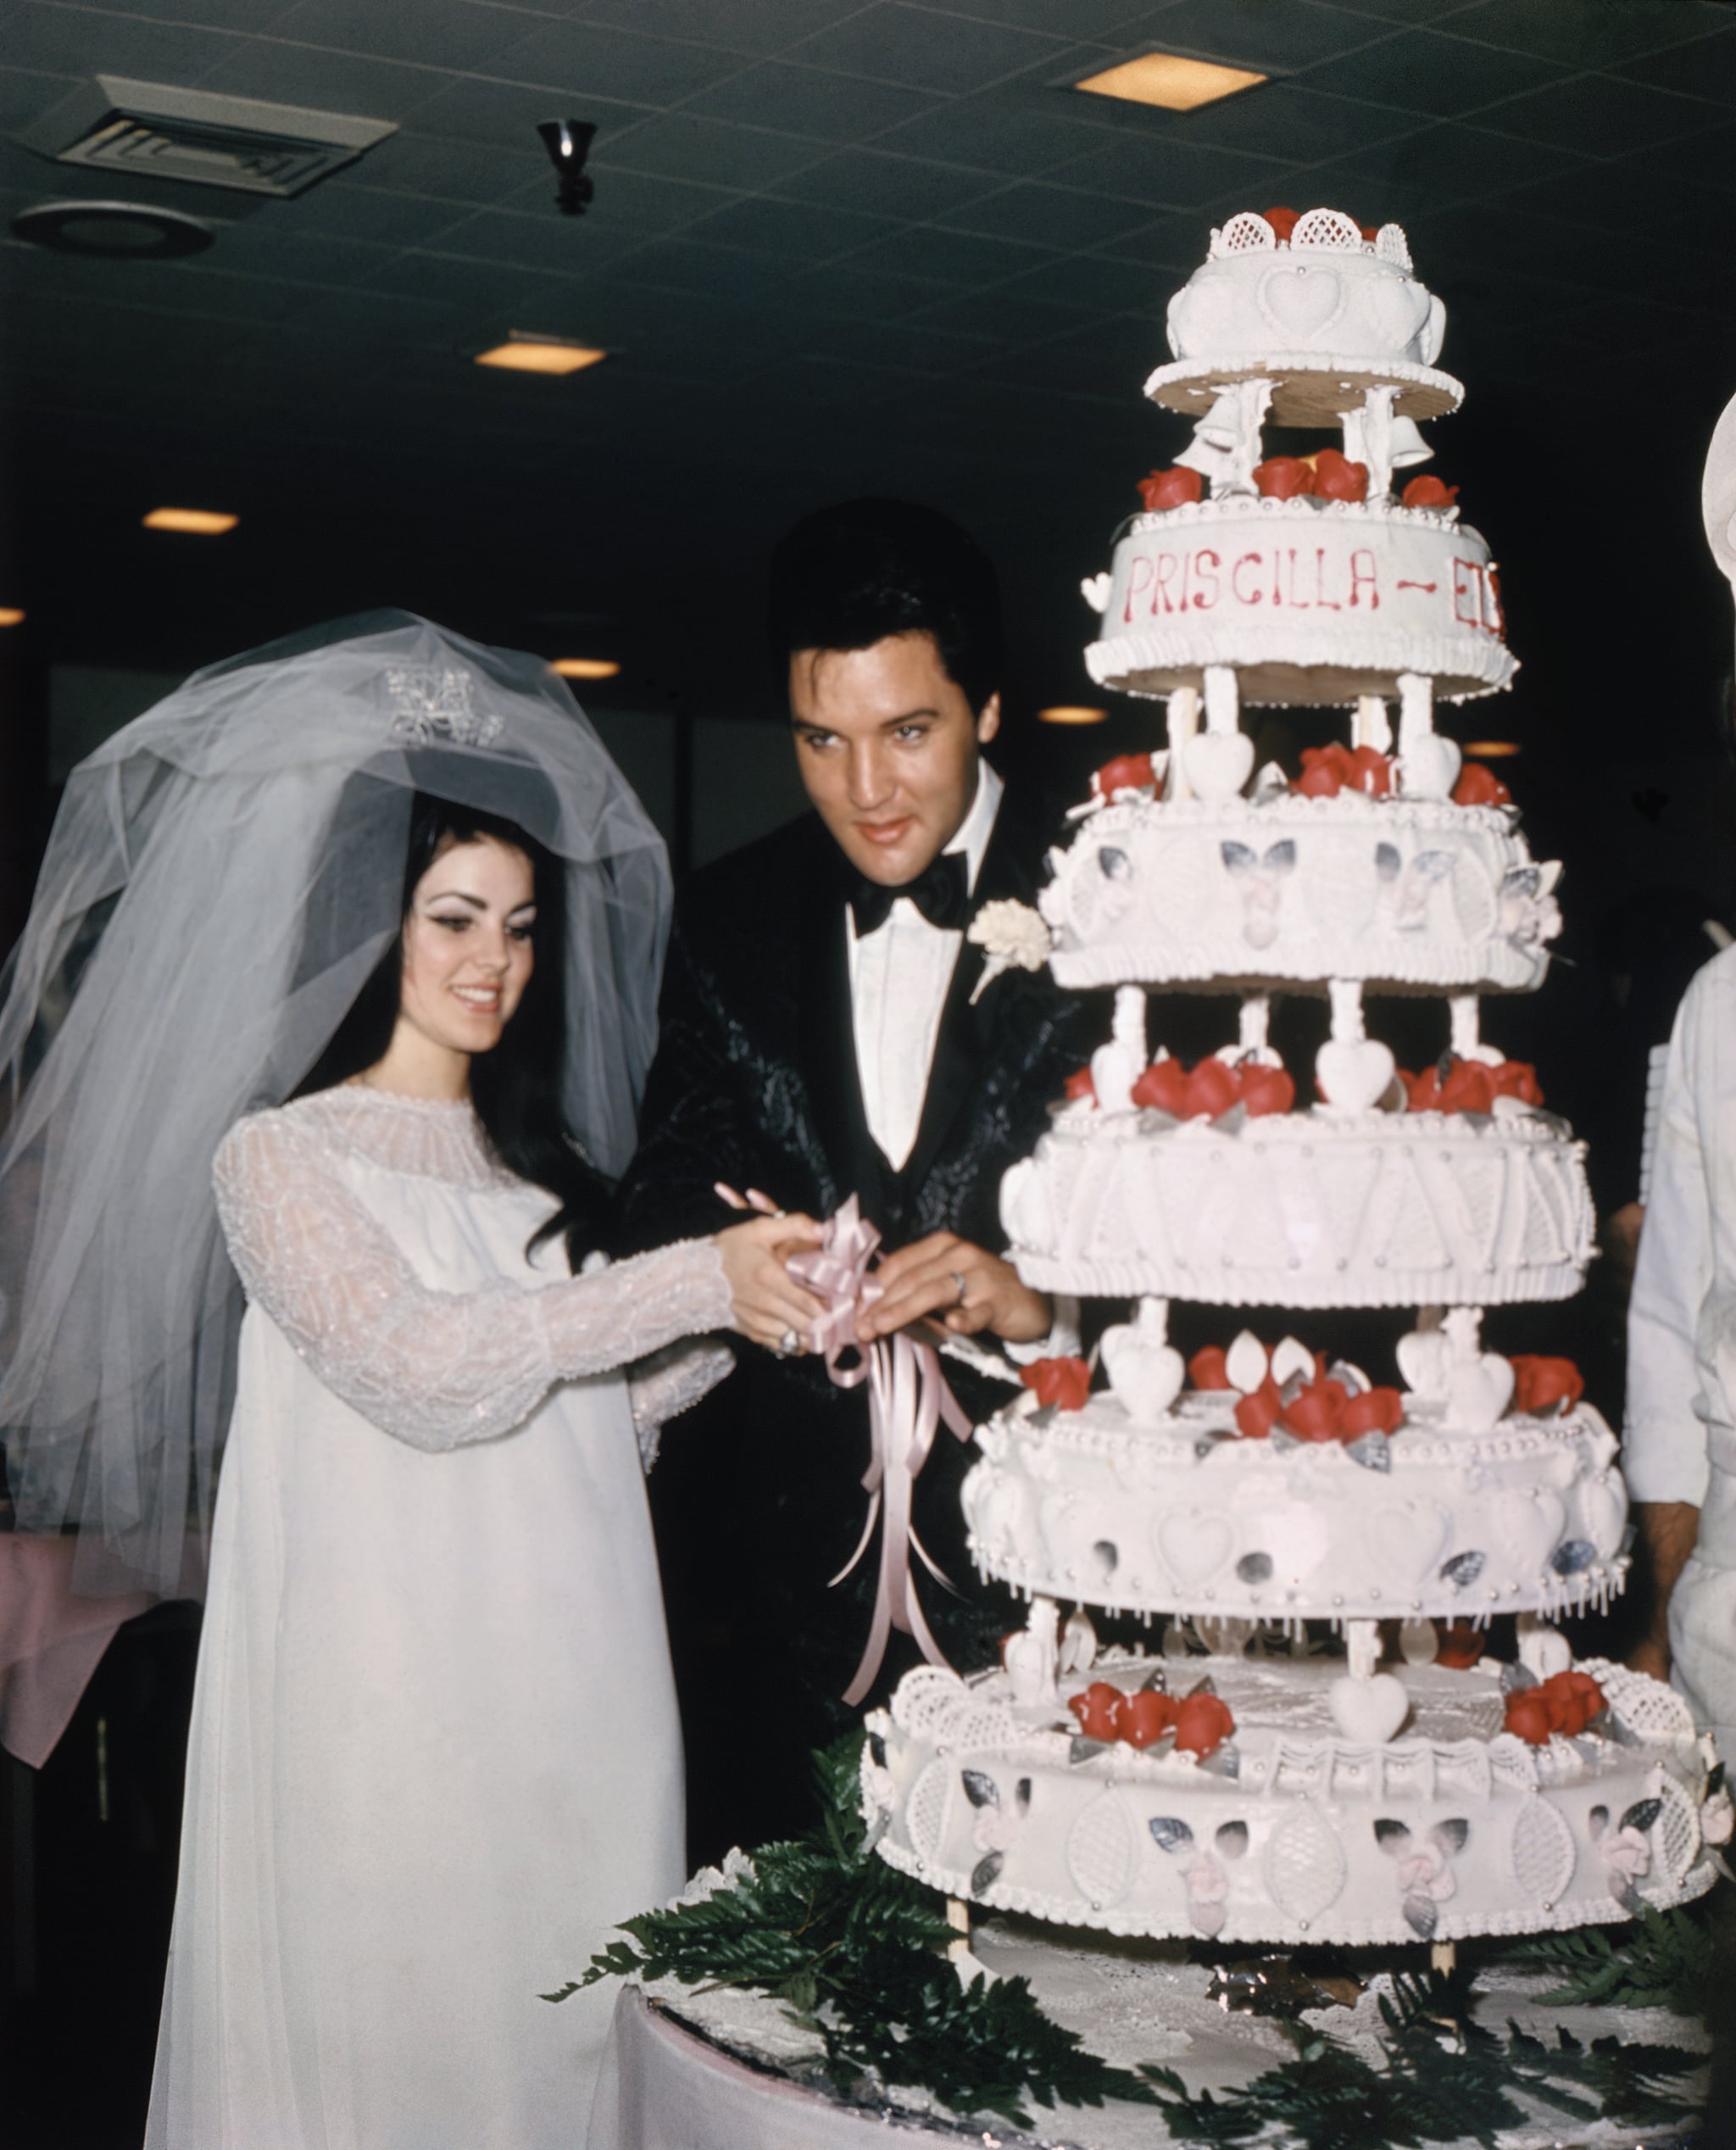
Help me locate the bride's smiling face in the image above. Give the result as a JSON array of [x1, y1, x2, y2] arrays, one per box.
[[398, 833, 537, 1060]]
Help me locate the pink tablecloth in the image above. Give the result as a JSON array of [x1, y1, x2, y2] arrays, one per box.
[[0, 1536, 156, 1766]]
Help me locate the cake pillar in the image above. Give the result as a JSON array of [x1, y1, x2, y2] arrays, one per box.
[[1352, 695, 1392, 753], [1342, 383, 1399, 503], [1165, 685, 1200, 801], [1395, 672, 1461, 799]]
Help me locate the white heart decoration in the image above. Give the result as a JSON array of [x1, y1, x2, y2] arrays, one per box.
[[1101, 1323, 1186, 1422], [1157, 1507, 1234, 1589], [1363, 275, 1428, 354], [1396, 1328, 1453, 1397], [1270, 1336, 1315, 1388], [1182, 729, 1255, 801], [1259, 265, 1344, 340], [1444, 1353, 1516, 1432], [1397, 733, 1462, 800], [1315, 1038, 1398, 1114], [1225, 1330, 1269, 1395], [1578, 1471, 1627, 1558], [1370, 1497, 1451, 1582], [1090, 1039, 1141, 1114], [1328, 1671, 1410, 1746], [1080, 572, 1110, 614], [1504, 1489, 1566, 1579]]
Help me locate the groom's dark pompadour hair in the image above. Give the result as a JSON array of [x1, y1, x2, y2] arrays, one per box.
[[767, 497, 1004, 716]]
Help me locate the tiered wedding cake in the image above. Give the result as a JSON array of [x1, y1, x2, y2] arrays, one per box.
[[863, 208, 1727, 1948]]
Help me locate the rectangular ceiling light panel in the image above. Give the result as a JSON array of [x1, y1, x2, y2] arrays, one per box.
[[25, 77, 397, 198], [1077, 53, 1266, 112]]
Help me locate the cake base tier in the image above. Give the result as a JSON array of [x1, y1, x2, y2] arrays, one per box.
[[1041, 792, 1557, 994], [965, 1393, 1628, 1623], [866, 1655, 1722, 1950], [1001, 1106, 1593, 1309], [1086, 497, 1511, 710]]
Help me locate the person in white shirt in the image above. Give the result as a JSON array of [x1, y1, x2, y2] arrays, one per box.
[[613, 499, 1090, 1847], [1623, 385, 1736, 1746]]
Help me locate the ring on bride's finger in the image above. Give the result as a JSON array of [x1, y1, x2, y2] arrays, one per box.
[[950, 1270, 969, 1306], [776, 1327, 802, 1357]]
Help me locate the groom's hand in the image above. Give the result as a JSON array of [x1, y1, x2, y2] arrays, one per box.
[[856, 1232, 1050, 1345]]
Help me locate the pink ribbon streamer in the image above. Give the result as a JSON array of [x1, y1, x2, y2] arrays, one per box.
[[787, 1195, 974, 1707]]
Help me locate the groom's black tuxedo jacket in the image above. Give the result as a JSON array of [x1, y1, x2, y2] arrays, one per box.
[[613, 782, 1089, 1812]]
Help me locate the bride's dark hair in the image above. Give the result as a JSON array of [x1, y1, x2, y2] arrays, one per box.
[[294, 791, 609, 1268]]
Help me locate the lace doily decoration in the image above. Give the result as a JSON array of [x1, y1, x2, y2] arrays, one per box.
[[1263, 1801, 1348, 1930], [905, 1757, 954, 1868], [1509, 1795, 1576, 1908], [1290, 208, 1363, 252], [1065, 1790, 1140, 1910]]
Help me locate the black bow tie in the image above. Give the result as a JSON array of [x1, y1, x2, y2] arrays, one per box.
[[847, 849, 971, 936]]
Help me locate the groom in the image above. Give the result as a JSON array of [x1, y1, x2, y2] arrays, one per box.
[[615, 498, 1088, 1843]]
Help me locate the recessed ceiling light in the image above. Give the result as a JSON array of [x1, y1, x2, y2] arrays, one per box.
[[1038, 705, 1109, 726], [475, 337, 606, 376], [143, 507, 238, 534], [0, 608, 25, 627], [553, 658, 620, 679], [1464, 741, 1522, 758], [1076, 53, 1266, 113], [12, 198, 213, 258]]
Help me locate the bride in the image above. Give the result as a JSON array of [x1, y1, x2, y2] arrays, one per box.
[[0, 615, 821, 2147]]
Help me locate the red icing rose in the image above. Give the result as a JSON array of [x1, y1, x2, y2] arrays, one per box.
[[1189, 1345, 1231, 1391], [1264, 207, 1300, 242], [1186, 1056, 1241, 1121], [1094, 751, 1158, 799], [1132, 1058, 1190, 1115], [1284, 1376, 1350, 1443], [1491, 1061, 1542, 1105], [1438, 1060, 1496, 1115], [1234, 1376, 1283, 1440], [1341, 1384, 1405, 1437], [1401, 474, 1461, 510], [1120, 1689, 1179, 1749], [1173, 1691, 1236, 1758], [1064, 1067, 1097, 1106], [1138, 466, 1203, 513], [1294, 742, 1394, 799], [1504, 1690, 1554, 1746], [1253, 455, 1314, 499], [1310, 448, 1369, 503], [1454, 762, 1512, 808], [1402, 1057, 1544, 1117], [1241, 1065, 1296, 1118], [1068, 1680, 1127, 1742], [1510, 1355, 1585, 1416], [1506, 1667, 1605, 1745], [1360, 223, 1379, 242], [1435, 1621, 1484, 1669], [1021, 1356, 1093, 1413]]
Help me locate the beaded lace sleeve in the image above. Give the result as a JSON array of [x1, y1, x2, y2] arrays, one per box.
[[213, 1111, 734, 1451], [626, 1340, 736, 1471]]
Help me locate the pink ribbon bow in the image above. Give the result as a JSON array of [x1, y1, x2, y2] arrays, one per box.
[[787, 1195, 974, 1706]]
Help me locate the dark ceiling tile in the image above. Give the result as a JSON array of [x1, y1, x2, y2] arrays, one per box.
[[342, 130, 545, 206], [488, 17, 749, 104], [1620, 25, 1736, 108], [0, 63, 77, 133], [1138, 0, 1393, 70], [601, 113, 830, 190], [773, 258, 956, 319], [423, 204, 648, 276], [1629, 119, 1736, 198], [849, 220, 1049, 285], [195, 224, 394, 286], [1323, 118, 1596, 210], [682, 193, 898, 259], [363, 245, 575, 315], [770, 147, 1002, 220], [0, 3, 244, 79], [267, 0, 518, 71], [1442, 0, 1730, 67], [684, 59, 945, 140], [1162, 80, 1418, 160], [398, 73, 649, 149], [578, 0, 871, 58], [1042, 131, 1288, 210], [1101, 208, 1222, 267], [782, 3, 1067, 95], [198, 38, 445, 120], [969, 325, 1147, 400], [904, 283, 1082, 343], [276, 181, 471, 248], [1495, 157, 1726, 244], [1314, 0, 1488, 22], [1474, 72, 1728, 156], [498, 163, 728, 234], [930, 0, 1155, 35], [764, 350, 925, 403], [604, 234, 796, 296], [871, 94, 1127, 173], [787, 311, 1001, 372], [995, 249, 1170, 316], [1309, 26, 1564, 117], [937, 178, 1160, 249]]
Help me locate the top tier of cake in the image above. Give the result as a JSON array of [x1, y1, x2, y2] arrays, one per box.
[[1150, 208, 1460, 426]]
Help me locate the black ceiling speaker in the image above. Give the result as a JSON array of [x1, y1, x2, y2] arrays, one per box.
[[12, 198, 214, 258], [537, 119, 596, 215]]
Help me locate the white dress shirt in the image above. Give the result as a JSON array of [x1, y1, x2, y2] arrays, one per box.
[[1626, 944, 1736, 1743], [846, 760, 1002, 1172]]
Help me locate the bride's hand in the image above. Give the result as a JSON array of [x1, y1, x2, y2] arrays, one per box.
[[715, 1212, 825, 1353]]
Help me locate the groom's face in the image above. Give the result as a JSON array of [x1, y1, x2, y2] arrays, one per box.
[[789, 631, 1000, 888]]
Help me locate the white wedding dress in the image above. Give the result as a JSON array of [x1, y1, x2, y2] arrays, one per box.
[[145, 1085, 735, 2150]]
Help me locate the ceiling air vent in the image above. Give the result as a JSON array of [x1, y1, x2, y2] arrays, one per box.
[[20, 77, 397, 198]]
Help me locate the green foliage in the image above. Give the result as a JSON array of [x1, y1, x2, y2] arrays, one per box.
[[553, 1737, 1707, 2140], [1497, 1896, 1720, 2015]]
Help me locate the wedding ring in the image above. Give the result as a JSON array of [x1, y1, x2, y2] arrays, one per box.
[[950, 1270, 969, 1306], [776, 1327, 802, 1358]]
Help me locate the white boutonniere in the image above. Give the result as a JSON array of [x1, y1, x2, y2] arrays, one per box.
[[967, 898, 1052, 1003]]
